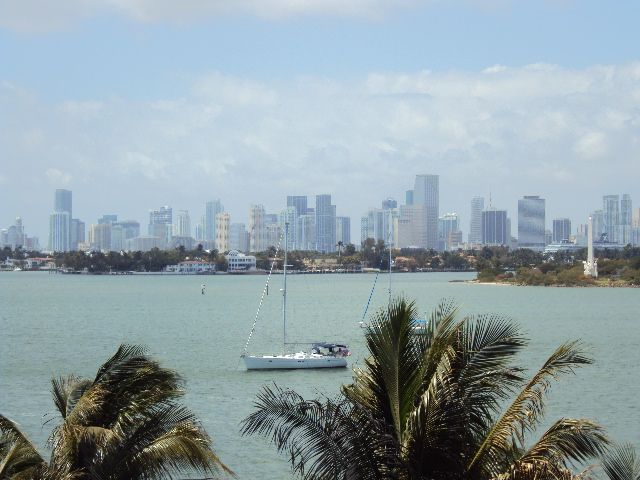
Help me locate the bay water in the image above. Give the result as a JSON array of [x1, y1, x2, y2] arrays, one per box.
[[1, 271, 639, 478]]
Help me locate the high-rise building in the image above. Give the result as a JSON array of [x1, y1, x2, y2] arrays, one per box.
[[89, 223, 112, 252], [148, 206, 172, 248], [552, 218, 572, 243], [215, 212, 230, 252], [382, 198, 397, 210], [518, 196, 545, 250], [621, 194, 632, 245], [336, 216, 351, 246], [482, 209, 508, 246], [591, 210, 604, 241], [70, 219, 85, 251], [633, 208, 640, 228], [279, 207, 297, 249], [6, 217, 25, 249], [603, 195, 620, 243], [229, 223, 250, 252], [438, 213, 460, 251], [249, 204, 266, 252], [205, 200, 224, 248], [175, 210, 191, 238], [54, 189, 72, 220], [405, 190, 414, 206], [287, 196, 308, 250], [315, 194, 336, 253], [50, 189, 72, 252], [297, 214, 316, 251], [469, 196, 484, 244], [98, 214, 117, 225], [413, 175, 439, 249], [397, 204, 426, 248]]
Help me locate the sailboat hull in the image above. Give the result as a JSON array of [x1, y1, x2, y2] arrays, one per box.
[[244, 354, 347, 370]]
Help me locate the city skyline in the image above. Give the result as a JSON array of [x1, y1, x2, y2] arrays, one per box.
[[3, 184, 638, 253], [1, 2, 639, 243]]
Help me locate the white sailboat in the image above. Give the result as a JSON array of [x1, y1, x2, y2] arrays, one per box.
[[242, 223, 350, 370]]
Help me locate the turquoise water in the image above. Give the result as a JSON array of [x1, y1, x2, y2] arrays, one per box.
[[1, 272, 639, 478]]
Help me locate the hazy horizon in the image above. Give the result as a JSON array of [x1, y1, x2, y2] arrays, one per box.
[[1, 0, 639, 241]]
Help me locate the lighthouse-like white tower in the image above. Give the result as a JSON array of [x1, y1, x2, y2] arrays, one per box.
[[583, 216, 598, 277]]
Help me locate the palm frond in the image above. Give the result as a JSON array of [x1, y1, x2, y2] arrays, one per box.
[[0, 415, 46, 478], [602, 443, 640, 480], [467, 341, 593, 478], [242, 384, 396, 479]]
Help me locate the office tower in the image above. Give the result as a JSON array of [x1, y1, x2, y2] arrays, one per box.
[[89, 223, 111, 251], [336, 216, 351, 246], [195, 216, 205, 243], [215, 212, 230, 252], [297, 214, 315, 250], [229, 223, 249, 252], [362, 208, 393, 244], [397, 204, 426, 248], [552, 218, 572, 243], [438, 213, 460, 251], [603, 195, 620, 243], [50, 189, 72, 252], [315, 194, 336, 253], [175, 210, 191, 237], [621, 194, 632, 245], [591, 210, 604, 241], [205, 200, 224, 248], [287, 196, 307, 249], [69, 219, 84, 251], [249, 204, 266, 252], [413, 175, 439, 249], [148, 206, 172, 248], [6, 217, 25, 249], [405, 190, 414, 206], [482, 209, 508, 246], [54, 189, 72, 220], [469, 196, 484, 244], [518, 196, 545, 250], [279, 207, 297, 248], [49, 212, 70, 251]]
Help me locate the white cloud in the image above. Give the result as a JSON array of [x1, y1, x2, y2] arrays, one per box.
[[2, 64, 640, 238], [45, 168, 72, 185]]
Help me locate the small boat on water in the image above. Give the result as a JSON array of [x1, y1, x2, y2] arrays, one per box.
[[241, 223, 350, 370]]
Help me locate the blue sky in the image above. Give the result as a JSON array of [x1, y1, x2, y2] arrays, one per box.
[[1, 0, 639, 242]]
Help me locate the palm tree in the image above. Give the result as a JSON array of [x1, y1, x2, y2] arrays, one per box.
[[0, 344, 232, 479], [601, 444, 640, 480], [242, 297, 607, 480]]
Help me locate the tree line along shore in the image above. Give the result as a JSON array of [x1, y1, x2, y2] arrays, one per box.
[[2, 243, 640, 286]]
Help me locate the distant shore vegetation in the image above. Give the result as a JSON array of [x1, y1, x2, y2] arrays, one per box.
[[475, 245, 640, 287], [3, 243, 640, 285]]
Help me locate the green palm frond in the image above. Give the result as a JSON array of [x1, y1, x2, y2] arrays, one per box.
[[468, 341, 594, 478], [602, 444, 640, 480], [0, 415, 46, 479], [242, 384, 396, 479]]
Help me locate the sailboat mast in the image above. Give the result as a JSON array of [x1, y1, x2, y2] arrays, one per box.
[[283, 222, 288, 353]]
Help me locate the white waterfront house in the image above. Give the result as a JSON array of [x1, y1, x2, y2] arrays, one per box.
[[226, 250, 257, 272], [164, 260, 216, 274]]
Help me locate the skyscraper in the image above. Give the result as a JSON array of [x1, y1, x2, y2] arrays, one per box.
[[50, 189, 73, 252], [249, 204, 266, 252], [413, 175, 439, 249], [518, 196, 545, 250], [205, 200, 224, 248], [279, 206, 297, 248], [175, 210, 191, 237], [229, 223, 249, 252], [482, 209, 508, 246], [603, 195, 620, 243], [315, 194, 336, 253], [148, 206, 172, 248], [438, 213, 460, 251], [336, 216, 351, 246], [215, 212, 230, 252], [621, 194, 632, 245], [552, 218, 571, 243], [469, 196, 484, 244]]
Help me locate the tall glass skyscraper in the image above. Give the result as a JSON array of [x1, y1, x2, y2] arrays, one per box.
[[205, 200, 224, 247], [518, 196, 545, 250], [603, 195, 620, 243], [469, 196, 484, 244], [552, 218, 571, 243], [50, 189, 72, 252], [482, 209, 508, 246], [621, 194, 632, 245], [315, 194, 336, 253], [413, 174, 439, 249]]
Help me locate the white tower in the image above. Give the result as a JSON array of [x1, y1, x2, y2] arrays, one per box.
[[583, 216, 598, 277]]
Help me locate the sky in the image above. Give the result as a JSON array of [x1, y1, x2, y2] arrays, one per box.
[[1, 0, 639, 242]]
